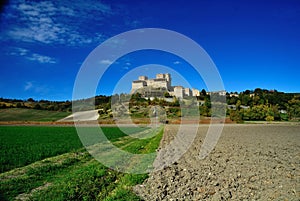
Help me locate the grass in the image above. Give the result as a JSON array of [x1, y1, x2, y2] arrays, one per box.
[[0, 125, 164, 200], [0, 108, 70, 122], [0, 126, 83, 173]]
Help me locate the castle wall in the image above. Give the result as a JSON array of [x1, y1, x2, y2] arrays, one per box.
[[131, 81, 147, 93], [131, 73, 200, 98], [192, 88, 200, 96], [174, 86, 184, 99], [184, 88, 192, 96], [139, 76, 148, 81], [147, 79, 168, 89]]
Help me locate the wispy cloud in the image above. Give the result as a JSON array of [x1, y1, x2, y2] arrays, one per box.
[[122, 66, 129, 70], [2, 1, 115, 46], [122, 62, 131, 70], [24, 81, 49, 94], [9, 47, 29, 56], [27, 53, 56, 64], [10, 47, 57, 64], [24, 81, 33, 91], [100, 59, 114, 65], [173, 61, 181, 65]]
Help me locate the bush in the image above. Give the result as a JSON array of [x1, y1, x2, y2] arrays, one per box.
[[265, 115, 274, 121], [229, 110, 243, 123]]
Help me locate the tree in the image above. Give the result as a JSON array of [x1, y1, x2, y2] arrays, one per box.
[[34, 104, 42, 110], [287, 98, 300, 120], [171, 97, 180, 107], [254, 88, 263, 95], [199, 105, 210, 117], [0, 103, 7, 109], [229, 110, 243, 123], [241, 94, 251, 106], [252, 94, 260, 105], [236, 100, 241, 110], [204, 96, 211, 108], [244, 90, 251, 95], [227, 96, 238, 105], [164, 92, 170, 97], [27, 98, 35, 102]]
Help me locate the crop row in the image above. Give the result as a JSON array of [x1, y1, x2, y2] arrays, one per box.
[[0, 125, 163, 200]]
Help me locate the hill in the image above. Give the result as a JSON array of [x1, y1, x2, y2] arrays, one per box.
[[0, 108, 70, 122]]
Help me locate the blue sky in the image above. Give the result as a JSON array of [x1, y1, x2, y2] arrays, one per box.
[[0, 0, 299, 100]]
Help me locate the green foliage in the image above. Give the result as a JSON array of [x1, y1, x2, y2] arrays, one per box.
[[164, 92, 170, 97], [265, 115, 274, 121], [229, 110, 243, 123], [199, 105, 210, 117], [287, 97, 300, 120], [1, 88, 298, 122], [227, 96, 238, 105], [226, 89, 299, 122], [173, 98, 180, 107], [240, 94, 252, 106]]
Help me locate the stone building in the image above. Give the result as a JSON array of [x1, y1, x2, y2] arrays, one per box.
[[131, 73, 172, 93], [192, 88, 200, 96], [184, 88, 192, 97], [131, 73, 202, 99], [174, 86, 184, 99]]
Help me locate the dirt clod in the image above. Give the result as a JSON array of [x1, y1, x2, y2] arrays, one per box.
[[134, 124, 300, 200]]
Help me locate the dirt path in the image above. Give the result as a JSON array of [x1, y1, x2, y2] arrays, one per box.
[[58, 110, 99, 122], [134, 124, 300, 200]]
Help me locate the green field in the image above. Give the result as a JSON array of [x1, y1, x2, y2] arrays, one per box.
[[0, 108, 70, 122], [0, 126, 83, 173], [0, 126, 163, 200]]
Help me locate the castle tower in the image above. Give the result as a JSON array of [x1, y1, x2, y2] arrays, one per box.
[[174, 86, 184, 99], [165, 73, 171, 90], [156, 73, 164, 79], [138, 76, 148, 81]]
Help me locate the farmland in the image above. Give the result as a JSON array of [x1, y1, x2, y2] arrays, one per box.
[[135, 124, 300, 200], [0, 125, 163, 200], [0, 108, 70, 122], [0, 126, 82, 173]]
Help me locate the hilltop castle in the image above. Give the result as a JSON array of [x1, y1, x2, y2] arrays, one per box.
[[131, 73, 200, 99]]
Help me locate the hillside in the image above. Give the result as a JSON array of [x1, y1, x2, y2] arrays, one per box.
[[0, 108, 70, 122], [0, 89, 299, 123]]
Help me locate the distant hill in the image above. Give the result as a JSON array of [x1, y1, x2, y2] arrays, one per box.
[[0, 108, 70, 122]]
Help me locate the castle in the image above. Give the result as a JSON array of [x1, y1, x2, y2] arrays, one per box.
[[131, 73, 200, 99]]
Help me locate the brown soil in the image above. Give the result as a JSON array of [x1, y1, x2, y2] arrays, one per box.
[[134, 124, 300, 200]]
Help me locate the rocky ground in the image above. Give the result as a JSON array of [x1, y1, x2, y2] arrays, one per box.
[[134, 124, 300, 200]]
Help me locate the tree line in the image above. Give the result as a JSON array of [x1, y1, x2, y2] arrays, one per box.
[[1, 88, 299, 122], [225, 89, 300, 122]]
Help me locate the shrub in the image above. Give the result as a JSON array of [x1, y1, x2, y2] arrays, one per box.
[[265, 115, 274, 121]]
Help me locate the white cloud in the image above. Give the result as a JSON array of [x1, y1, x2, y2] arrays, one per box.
[[100, 59, 113, 65], [10, 47, 57, 64], [9, 47, 28, 56], [24, 81, 33, 91], [173, 61, 181, 65], [27, 53, 57, 64], [2, 1, 114, 46]]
